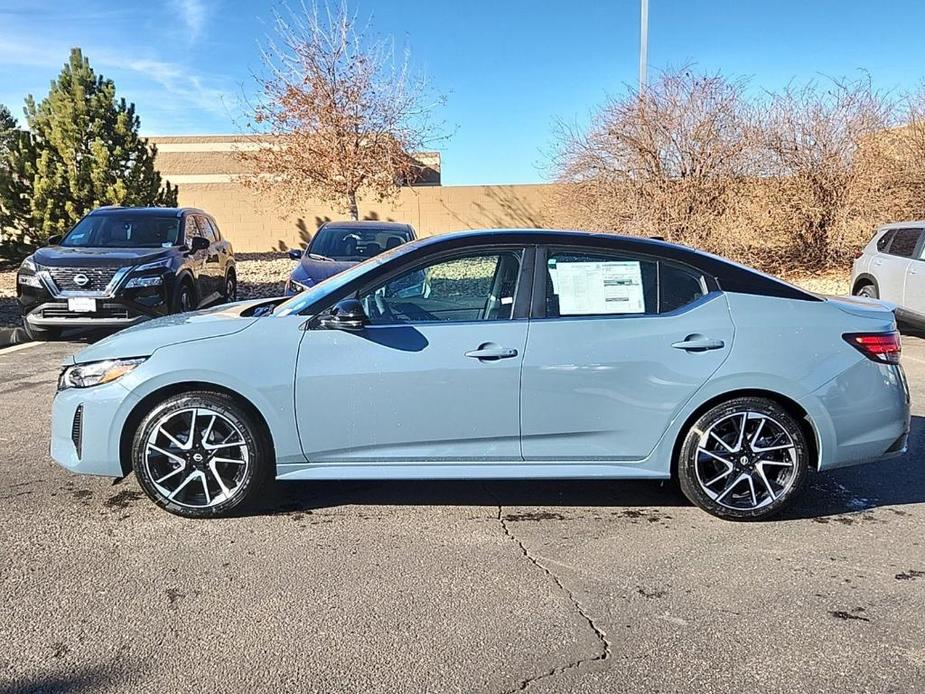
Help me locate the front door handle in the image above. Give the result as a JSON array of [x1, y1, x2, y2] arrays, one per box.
[[465, 343, 518, 361], [672, 335, 725, 352]]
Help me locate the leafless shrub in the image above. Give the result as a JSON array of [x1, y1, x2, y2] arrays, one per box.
[[238, 1, 445, 219]]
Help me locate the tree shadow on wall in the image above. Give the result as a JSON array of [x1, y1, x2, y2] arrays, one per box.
[[439, 186, 547, 232]]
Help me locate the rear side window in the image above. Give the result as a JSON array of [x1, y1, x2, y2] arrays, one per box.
[[544, 250, 706, 318], [876, 229, 897, 252], [887, 228, 921, 258]]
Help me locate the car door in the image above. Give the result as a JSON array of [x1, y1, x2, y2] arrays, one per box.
[[520, 246, 734, 461], [295, 246, 531, 462], [874, 227, 919, 304], [901, 229, 925, 316], [195, 215, 223, 299], [183, 215, 210, 303]]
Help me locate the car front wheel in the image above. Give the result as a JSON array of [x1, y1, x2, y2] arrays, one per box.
[[132, 391, 272, 518], [677, 397, 809, 521]]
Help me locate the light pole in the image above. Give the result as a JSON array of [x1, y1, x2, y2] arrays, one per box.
[[639, 0, 649, 91]]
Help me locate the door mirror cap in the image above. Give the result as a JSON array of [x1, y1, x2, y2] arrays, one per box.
[[319, 298, 367, 331], [288, 249, 303, 260], [189, 236, 210, 252], [47, 234, 62, 246]]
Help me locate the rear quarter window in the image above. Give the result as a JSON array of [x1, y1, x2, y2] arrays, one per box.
[[876, 228, 897, 252]]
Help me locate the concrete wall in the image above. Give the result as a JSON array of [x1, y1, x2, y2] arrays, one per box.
[[150, 136, 562, 252]]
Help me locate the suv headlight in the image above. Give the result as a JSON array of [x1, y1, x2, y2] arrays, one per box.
[[287, 277, 313, 293], [125, 258, 171, 288], [58, 358, 147, 390], [17, 256, 42, 288]]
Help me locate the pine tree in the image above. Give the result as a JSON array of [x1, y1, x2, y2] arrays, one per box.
[[0, 105, 36, 260], [20, 48, 178, 242]]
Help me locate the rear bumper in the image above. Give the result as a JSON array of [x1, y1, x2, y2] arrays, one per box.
[[51, 381, 139, 477], [810, 360, 911, 470]]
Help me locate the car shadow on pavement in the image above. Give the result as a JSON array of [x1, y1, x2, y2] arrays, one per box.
[[251, 415, 925, 521]]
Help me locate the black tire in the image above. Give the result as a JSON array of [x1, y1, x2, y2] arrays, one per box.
[[171, 280, 196, 314], [677, 397, 809, 521], [224, 271, 237, 302], [23, 322, 62, 341], [854, 282, 878, 299], [132, 391, 272, 518]]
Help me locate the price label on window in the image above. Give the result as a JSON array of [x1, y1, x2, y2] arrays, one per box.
[[552, 261, 645, 315]]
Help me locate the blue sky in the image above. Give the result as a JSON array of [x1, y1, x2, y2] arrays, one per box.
[[1, 0, 924, 185]]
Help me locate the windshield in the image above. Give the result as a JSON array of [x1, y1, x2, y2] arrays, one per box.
[[275, 242, 411, 316], [60, 214, 182, 248], [308, 225, 412, 261]]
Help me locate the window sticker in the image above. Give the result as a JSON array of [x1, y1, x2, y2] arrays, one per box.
[[554, 261, 645, 315]]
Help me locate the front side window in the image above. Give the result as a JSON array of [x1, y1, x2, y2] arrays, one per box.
[[196, 217, 216, 243], [60, 214, 181, 248], [544, 249, 706, 318], [359, 251, 523, 324], [888, 228, 921, 258]]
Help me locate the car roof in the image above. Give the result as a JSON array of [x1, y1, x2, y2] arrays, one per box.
[[87, 206, 207, 217], [878, 221, 925, 229], [322, 220, 413, 231], [393, 228, 818, 302]]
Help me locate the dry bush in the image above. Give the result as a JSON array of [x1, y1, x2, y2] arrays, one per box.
[[551, 68, 756, 256], [238, 1, 445, 219], [552, 69, 925, 274]]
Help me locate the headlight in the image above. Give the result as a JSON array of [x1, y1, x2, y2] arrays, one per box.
[[126, 275, 163, 288], [18, 274, 42, 288], [58, 358, 147, 390], [21, 256, 37, 273], [288, 278, 313, 293], [125, 259, 170, 288]]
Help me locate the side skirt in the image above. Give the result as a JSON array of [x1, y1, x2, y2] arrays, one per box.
[[275, 462, 669, 481]]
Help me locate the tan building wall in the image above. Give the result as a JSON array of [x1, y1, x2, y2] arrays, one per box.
[[150, 136, 563, 252]]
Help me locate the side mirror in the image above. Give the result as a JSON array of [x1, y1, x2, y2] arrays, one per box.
[[190, 236, 210, 252], [47, 234, 62, 246], [288, 249, 303, 260], [319, 298, 367, 331]]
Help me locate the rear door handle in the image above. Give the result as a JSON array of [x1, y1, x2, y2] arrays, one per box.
[[672, 336, 725, 352], [465, 343, 518, 361]]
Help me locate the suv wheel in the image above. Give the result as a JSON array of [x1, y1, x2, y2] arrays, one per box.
[[172, 281, 195, 314], [854, 283, 878, 299], [132, 391, 272, 518], [224, 272, 237, 302], [677, 397, 809, 521]]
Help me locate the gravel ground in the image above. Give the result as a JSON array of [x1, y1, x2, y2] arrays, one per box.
[[0, 256, 852, 329]]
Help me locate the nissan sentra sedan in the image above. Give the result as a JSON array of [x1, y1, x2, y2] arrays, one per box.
[[50, 230, 910, 520]]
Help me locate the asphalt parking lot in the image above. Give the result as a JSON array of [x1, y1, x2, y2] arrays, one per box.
[[1, 338, 924, 694]]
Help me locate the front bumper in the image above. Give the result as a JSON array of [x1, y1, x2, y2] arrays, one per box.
[[20, 282, 172, 329], [51, 380, 140, 477]]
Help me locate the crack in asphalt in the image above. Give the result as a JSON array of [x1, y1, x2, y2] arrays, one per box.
[[494, 504, 611, 693]]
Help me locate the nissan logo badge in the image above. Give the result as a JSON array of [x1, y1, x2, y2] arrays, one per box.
[[73, 273, 90, 287]]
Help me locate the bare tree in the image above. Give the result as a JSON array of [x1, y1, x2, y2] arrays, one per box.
[[756, 76, 909, 268], [239, 1, 445, 219], [551, 68, 756, 252]]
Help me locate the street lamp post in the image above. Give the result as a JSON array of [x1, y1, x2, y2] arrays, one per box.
[[639, 0, 649, 91]]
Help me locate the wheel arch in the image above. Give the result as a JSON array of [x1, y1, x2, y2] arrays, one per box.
[[118, 381, 276, 477], [851, 273, 878, 294], [669, 388, 820, 479]]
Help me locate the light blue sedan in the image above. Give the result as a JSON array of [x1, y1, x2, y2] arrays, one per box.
[[50, 230, 910, 520]]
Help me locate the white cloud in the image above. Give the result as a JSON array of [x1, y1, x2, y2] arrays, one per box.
[[169, 0, 209, 40]]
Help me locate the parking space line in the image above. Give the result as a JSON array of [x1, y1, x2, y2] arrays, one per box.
[[0, 342, 41, 356]]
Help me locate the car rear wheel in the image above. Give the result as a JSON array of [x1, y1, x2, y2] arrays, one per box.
[[677, 397, 809, 521], [132, 391, 272, 518], [854, 282, 878, 299]]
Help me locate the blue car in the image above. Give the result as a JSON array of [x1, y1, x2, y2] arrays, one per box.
[[50, 230, 910, 520], [285, 220, 416, 294]]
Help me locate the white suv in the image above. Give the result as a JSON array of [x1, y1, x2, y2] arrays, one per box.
[[852, 222, 925, 326]]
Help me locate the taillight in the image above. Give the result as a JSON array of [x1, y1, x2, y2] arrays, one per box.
[[843, 331, 901, 364]]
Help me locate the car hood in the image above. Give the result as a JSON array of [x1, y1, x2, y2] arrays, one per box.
[[33, 246, 174, 268], [68, 299, 268, 364], [299, 255, 357, 283]]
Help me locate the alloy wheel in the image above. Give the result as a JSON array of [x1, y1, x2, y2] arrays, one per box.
[[144, 407, 250, 509], [694, 411, 798, 511]]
